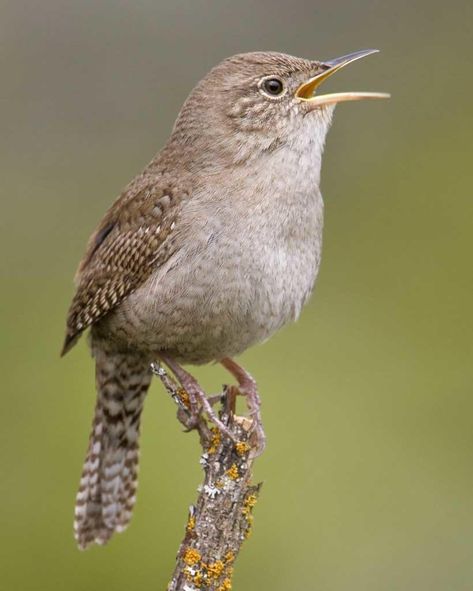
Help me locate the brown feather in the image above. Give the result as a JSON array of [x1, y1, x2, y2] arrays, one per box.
[[62, 170, 189, 355]]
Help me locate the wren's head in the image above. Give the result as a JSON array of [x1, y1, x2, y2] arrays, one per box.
[[168, 50, 389, 170]]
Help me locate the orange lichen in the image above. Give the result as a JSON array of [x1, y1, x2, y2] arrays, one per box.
[[206, 559, 225, 579], [244, 514, 254, 537], [177, 387, 191, 409], [207, 426, 221, 454], [183, 547, 201, 566], [225, 463, 239, 480], [235, 441, 251, 456], [217, 578, 233, 591], [244, 494, 258, 509], [186, 515, 196, 532], [193, 571, 204, 587], [176, 388, 191, 409], [241, 491, 258, 538]]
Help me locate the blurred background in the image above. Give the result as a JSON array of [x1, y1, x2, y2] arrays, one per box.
[[1, 0, 472, 589]]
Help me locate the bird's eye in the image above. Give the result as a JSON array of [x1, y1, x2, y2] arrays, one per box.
[[261, 77, 285, 97]]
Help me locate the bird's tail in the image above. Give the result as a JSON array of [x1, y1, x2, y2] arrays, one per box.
[[74, 347, 152, 550]]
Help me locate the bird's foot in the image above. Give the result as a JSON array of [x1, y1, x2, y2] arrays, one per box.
[[221, 358, 266, 456], [158, 355, 237, 443]]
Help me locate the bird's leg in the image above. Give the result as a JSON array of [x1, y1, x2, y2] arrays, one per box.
[[158, 354, 237, 442], [220, 357, 266, 455]]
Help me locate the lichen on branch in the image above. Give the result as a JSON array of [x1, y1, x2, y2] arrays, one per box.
[[151, 365, 262, 591]]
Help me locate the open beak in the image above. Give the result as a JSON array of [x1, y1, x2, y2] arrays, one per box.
[[296, 49, 390, 107]]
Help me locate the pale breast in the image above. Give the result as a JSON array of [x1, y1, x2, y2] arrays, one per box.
[[103, 184, 323, 364], [103, 135, 325, 364]]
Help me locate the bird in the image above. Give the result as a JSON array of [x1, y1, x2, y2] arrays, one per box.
[[62, 49, 388, 549]]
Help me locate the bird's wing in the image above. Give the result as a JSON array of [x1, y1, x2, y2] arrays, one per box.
[[61, 172, 187, 355]]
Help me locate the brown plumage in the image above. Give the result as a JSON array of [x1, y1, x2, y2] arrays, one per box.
[[62, 173, 188, 355], [73, 348, 151, 549], [64, 171, 191, 548], [63, 50, 387, 548]]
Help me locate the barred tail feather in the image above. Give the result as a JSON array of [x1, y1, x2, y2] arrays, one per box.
[[74, 349, 151, 550]]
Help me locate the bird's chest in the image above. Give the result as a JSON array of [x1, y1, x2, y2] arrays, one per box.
[[113, 149, 325, 362], [227, 182, 324, 331], [174, 149, 326, 352]]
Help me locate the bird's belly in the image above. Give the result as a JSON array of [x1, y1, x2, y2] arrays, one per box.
[[107, 233, 321, 365]]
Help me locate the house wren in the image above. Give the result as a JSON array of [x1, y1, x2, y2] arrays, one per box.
[[62, 49, 388, 549]]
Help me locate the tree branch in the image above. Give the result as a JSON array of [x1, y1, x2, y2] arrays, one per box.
[[151, 364, 262, 591]]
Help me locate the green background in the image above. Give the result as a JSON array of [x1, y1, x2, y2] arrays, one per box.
[[2, 1, 472, 589]]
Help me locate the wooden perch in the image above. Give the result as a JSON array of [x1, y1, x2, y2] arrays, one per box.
[[151, 363, 262, 591]]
